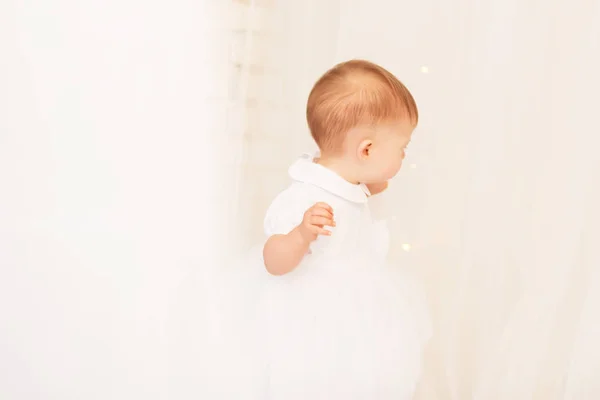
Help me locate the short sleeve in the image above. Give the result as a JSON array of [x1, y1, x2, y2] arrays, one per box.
[[263, 184, 313, 237]]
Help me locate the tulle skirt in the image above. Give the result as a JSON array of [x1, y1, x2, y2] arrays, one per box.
[[201, 247, 431, 400]]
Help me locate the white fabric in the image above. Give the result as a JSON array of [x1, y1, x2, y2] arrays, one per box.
[[264, 153, 375, 255], [205, 154, 431, 399], [1, 2, 231, 399]]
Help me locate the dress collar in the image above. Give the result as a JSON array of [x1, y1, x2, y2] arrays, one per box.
[[288, 152, 371, 203]]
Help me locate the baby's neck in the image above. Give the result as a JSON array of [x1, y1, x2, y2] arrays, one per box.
[[315, 155, 360, 185]]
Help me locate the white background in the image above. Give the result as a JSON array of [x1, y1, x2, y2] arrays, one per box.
[[2, 1, 600, 399]]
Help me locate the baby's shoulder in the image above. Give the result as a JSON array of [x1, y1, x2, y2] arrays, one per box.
[[268, 181, 353, 214], [267, 182, 318, 213], [264, 182, 339, 236]]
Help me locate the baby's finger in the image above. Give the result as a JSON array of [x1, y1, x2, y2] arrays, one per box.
[[311, 226, 332, 236], [314, 202, 333, 213], [310, 216, 335, 227], [310, 207, 333, 219]]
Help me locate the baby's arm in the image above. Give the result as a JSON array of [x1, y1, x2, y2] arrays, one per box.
[[263, 202, 334, 275]]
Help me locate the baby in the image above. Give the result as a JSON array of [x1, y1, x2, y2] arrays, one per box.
[[264, 59, 416, 275], [251, 60, 430, 399]]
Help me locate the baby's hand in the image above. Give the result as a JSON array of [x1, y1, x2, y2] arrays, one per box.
[[298, 202, 335, 243]]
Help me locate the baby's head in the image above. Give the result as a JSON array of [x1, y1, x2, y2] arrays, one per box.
[[307, 59, 418, 184]]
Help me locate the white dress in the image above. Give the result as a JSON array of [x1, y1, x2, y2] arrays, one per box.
[[203, 153, 431, 399]]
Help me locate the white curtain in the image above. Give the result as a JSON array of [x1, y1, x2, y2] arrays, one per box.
[[0, 1, 233, 398], [230, 0, 600, 399]]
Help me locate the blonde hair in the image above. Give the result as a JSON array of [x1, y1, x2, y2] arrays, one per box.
[[306, 59, 418, 152]]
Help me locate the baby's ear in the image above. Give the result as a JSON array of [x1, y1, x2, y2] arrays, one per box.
[[357, 139, 373, 160]]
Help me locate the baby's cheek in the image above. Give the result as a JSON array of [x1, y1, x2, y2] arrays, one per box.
[[386, 159, 403, 178]]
